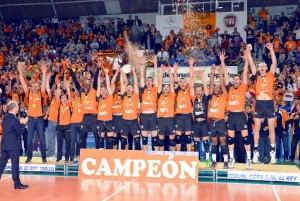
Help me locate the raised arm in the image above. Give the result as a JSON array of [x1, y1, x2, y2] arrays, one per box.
[[132, 66, 139, 94], [111, 66, 120, 93], [140, 57, 146, 88], [40, 61, 47, 92], [168, 66, 174, 93], [199, 70, 209, 96], [153, 55, 158, 87], [242, 51, 249, 85], [158, 64, 166, 94], [173, 62, 179, 89], [265, 43, 277, 74], [209, 65, 216, 95], [247, 44, 256, 75], [96, 72, 102, 97], [218, 67, 227, 96], [218, 51, 229, 86], [104, 68, 113, 95], [64, 74, 71, 100], [68, 62, 82, 93], [17, 62, 28, 93], [45, 72, 51, 95], [190, 71, 196, 98], [56, 81, 61, 103], [120, 70, 126, 95], [92, 67, 100, 90], [188, 57, 194, 87]]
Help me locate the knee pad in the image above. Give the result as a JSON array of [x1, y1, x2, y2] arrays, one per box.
[[227, 137, 235, 145], [99, 137, 105, 149], [152, 137, 158, 147], [243, 136, 250, 145], [142, 137, 148, 145], [185, 135, 192, 144], [194, 141, 199, 152], [211, 145, 217, 154], [175, 135, 182, 144], [113, 137, 118, 146], [134, 137, 141, 150], [203, 140, 210, 153], [158, 139, 164, 147], [221, 145, 229, 155], [169, 139, 176, 147], [120, 138, 127, 150], [106, 137, 114, 149]]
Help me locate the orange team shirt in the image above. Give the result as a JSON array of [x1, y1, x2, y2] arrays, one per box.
[[226, 83, 247, 111], [157, 92, 175, 118], [273, 39, 281, 52], [71, 98, 84, 123], [273, 91, 283, 105], [26, 90, 46, 117], [59, 103, 71, 126], [10, 92, 20, 103], [265, 35, 273, 43], [97, 94, 113, 121], [255, 72, 274, 99], [259, 9, 268, 21], [141, 86, 158, 112], [122, 93, 139, 120], [297, 40, 300, 47], [81, 88, 97, 114], [176, 87, 192, 114], [112, 93, 123, 114], [48, 94, 60, 122], [285, 41, 296, 53], [277, 109, 288, 128], [258, 33, 265, 44], [208, 93, 228, 119]]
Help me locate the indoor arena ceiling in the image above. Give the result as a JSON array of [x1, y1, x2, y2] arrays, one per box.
[[0, 0, 298, 20]]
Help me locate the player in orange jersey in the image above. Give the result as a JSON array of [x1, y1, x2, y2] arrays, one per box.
[[223, 51, 251, 170], [248, 43, 277, 164], [140, 55, 158, 150], [157, 65, 176, 151], [120, 66, 141, 150], [208, 65, 229, 169]]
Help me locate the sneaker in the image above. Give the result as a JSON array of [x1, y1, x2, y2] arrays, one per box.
[[252, 151, 259, 164], [228, 158, 235, 168], [73, 160, 79, 165], [25, 157, 32, 163], [210, 161, 217, 168], [56, 159, 62, 163], [64, 160, 69, 163], [223, 161, 229, 169], [246, 159, 252, 170], [42, 158, 47, 163], [270, 151, 276, 164], [47, 157, 55, 162], [33, 151, 38, 155], [205, 159, 211, 168]]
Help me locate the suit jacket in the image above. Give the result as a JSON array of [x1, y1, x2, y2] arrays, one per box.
[[1, 113, 21, 151]]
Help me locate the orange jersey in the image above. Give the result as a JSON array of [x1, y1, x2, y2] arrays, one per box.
[[10, 92, 20, 103], [285, 41, 296, 53], [226, 83, 247, 111], [140, 86, 158, 112], [59, 104, 71, 125], [81, 89, 97, 114], [255, 72, 274, 99], [175, 87, 192, 114], [122, 93, 139, 120], [112, 93, 123, 114], [26, 90, 46, 117], [208, 94, 228, 119], [48, 95, 60, 122], [97, 94, 113, 121], [273, 39, 281, 52], [71, 98, 84, 123], [157, 92, 175, 118]]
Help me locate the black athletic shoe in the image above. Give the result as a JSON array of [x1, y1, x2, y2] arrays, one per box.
[[223, 161, 229, 169], [42, 158, 47, 163], [210, 161, 217, 168], [25, 157, 32, 163]]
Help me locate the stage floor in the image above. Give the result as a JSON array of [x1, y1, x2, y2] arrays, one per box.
[[0, 174, 299, 201]]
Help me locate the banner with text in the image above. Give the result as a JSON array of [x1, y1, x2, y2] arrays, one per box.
[[156, 15, 184, 38], [146, 66, 238, 84], [5, 163, 56, 172], [79, 150, 199, 182], [227, 170, 300, 183]]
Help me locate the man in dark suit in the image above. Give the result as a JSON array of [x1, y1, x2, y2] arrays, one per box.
[[0, 101, 29, 189]]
